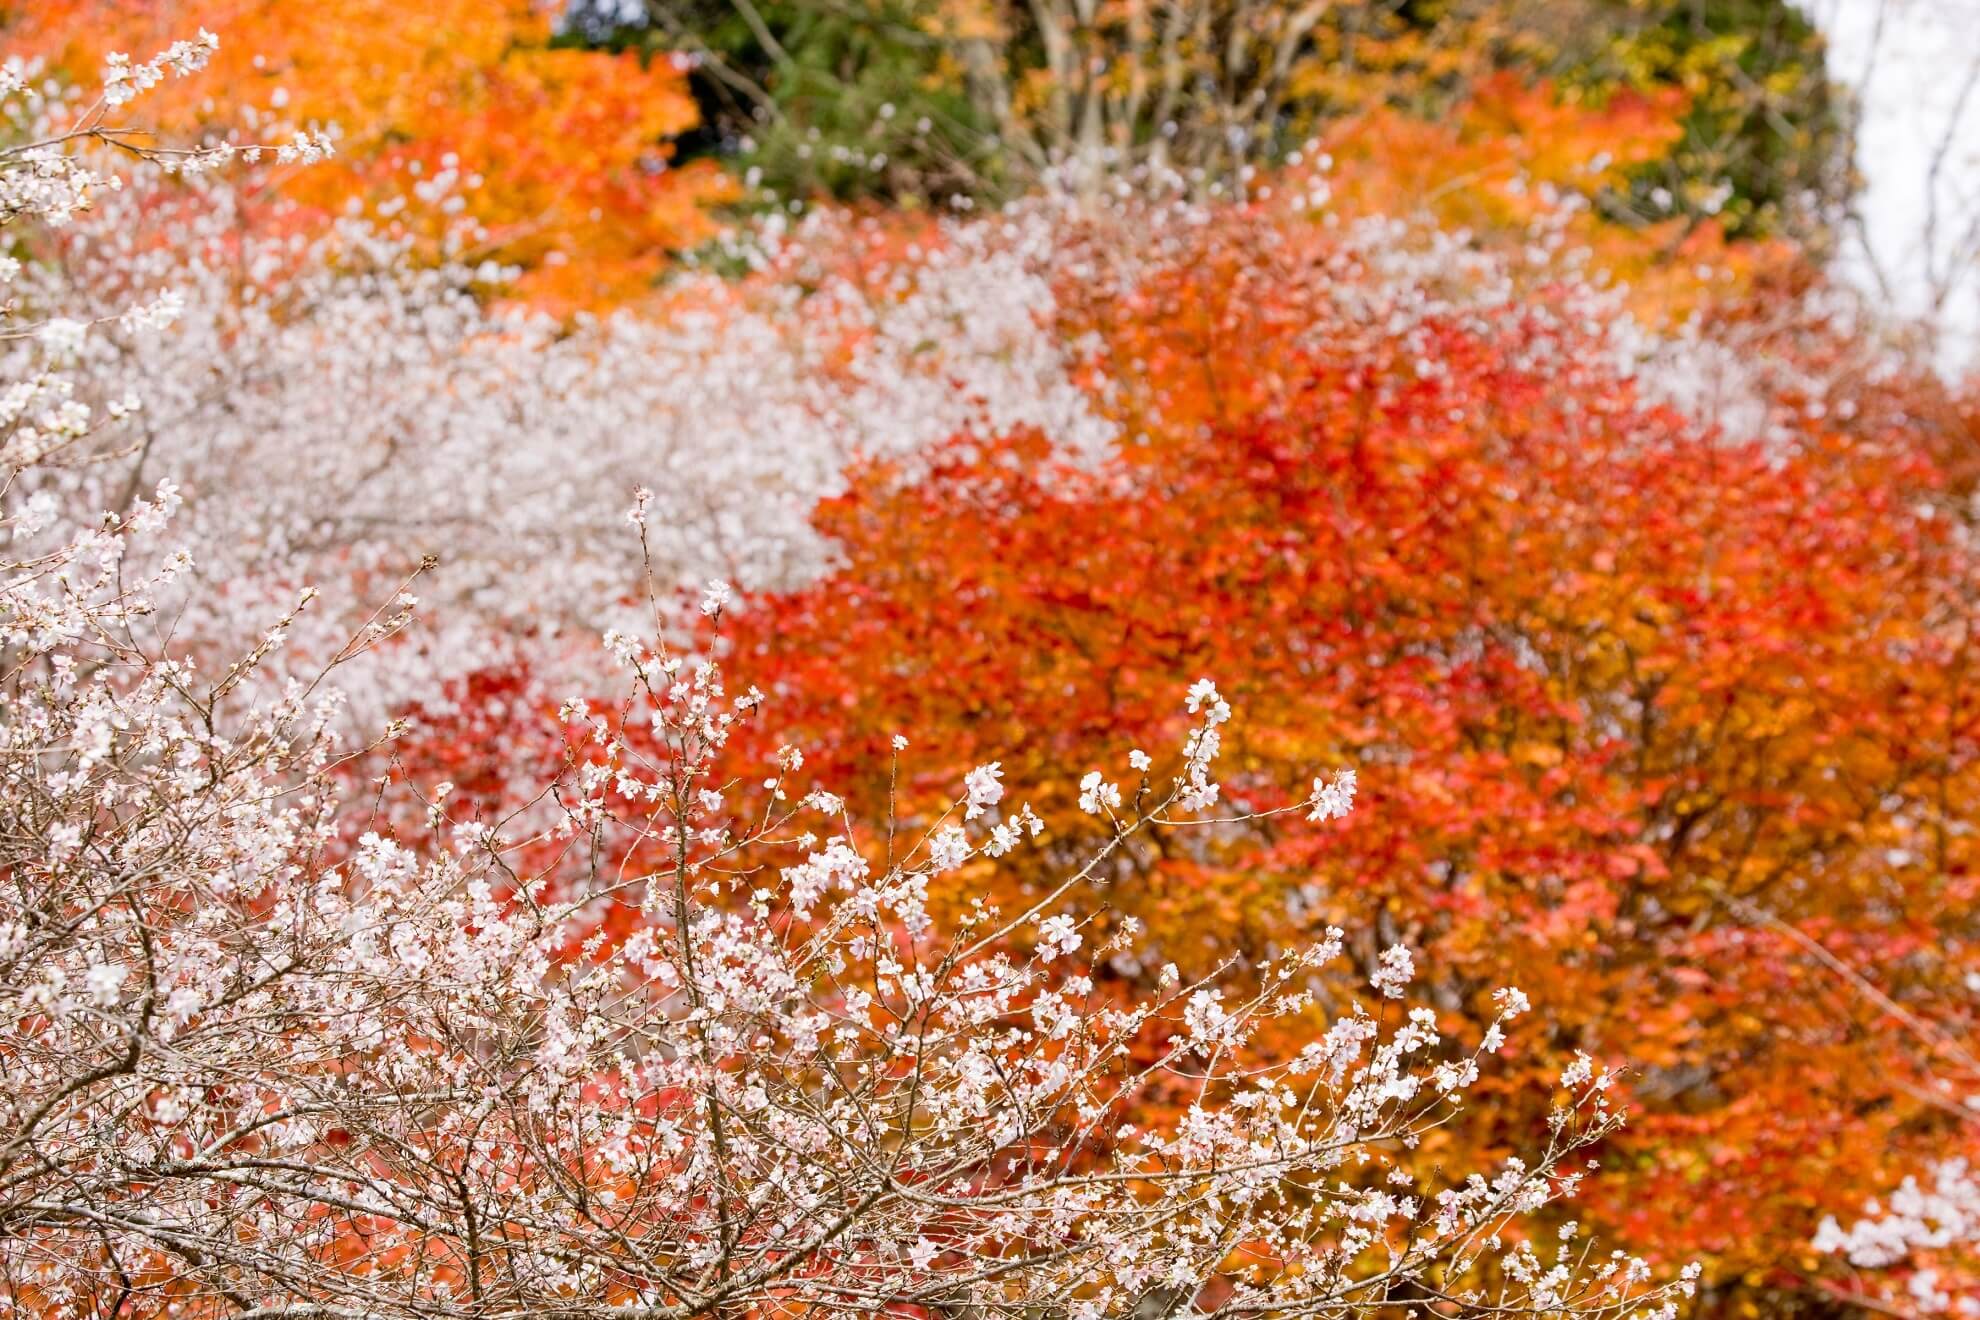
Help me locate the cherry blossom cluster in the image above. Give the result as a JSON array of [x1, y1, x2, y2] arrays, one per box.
[[1, 33, 327, 232], [5, 167, 1117, 718], [2, 528, 1701, 1317], [1816, 1161, 1980, 1315]]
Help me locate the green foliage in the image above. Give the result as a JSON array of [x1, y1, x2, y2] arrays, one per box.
[[568, 1, 998, 206], [576, 0, 1853, 240], [1561, 0, 1853, 240]]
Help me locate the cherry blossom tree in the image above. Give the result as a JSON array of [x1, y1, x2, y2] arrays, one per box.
[[5, 165, 1117, 720], [0, 507, 1696, 1318]]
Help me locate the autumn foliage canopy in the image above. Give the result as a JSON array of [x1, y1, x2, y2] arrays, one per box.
[[722, 201, 1980, 1302]]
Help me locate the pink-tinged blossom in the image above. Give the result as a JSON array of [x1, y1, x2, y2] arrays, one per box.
[[963, 760, 1004, 819], [1371, 942, 1416, 998], [1036, 913, 1081, 962], [1309, 766, 1358, 821], [1078, 769, 1122, 815], [927, 823, 971, 872], [698, 578, 733, 616]]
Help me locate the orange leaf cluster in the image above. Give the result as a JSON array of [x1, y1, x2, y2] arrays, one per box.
[[1313, 75, 1787, 322], [12, 0, 731, 307]]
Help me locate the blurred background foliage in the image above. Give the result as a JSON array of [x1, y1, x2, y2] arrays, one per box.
[[7, 0, 1853, 302], [568, 0, 1849, 244]]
